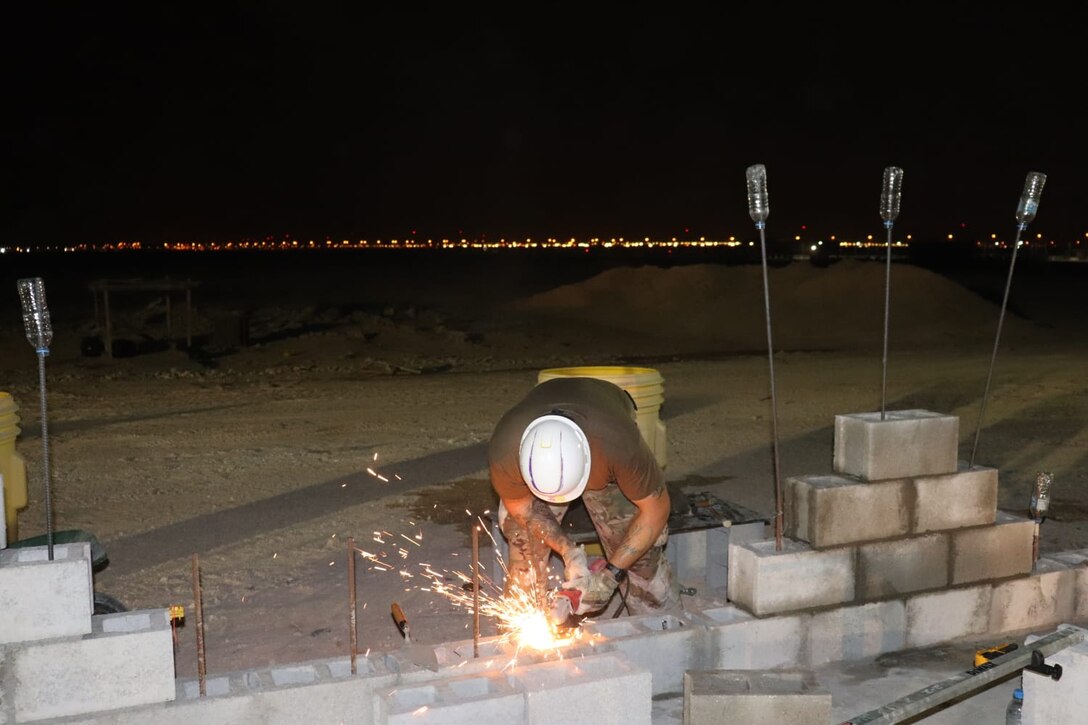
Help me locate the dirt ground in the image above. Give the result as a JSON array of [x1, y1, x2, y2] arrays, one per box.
[[1, 251, 1086, 679]]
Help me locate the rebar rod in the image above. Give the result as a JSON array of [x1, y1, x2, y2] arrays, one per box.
[[969, 223, 1025, 468], [36, 353, 54, 559], [757, 223, 784, 550], [472, 524, 481, 657], [880, 221, 894, 420], [348, 536, 358, 675], [192, 554, 207, 696]]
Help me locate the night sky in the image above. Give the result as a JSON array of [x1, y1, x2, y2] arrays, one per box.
[[5, 5, 1084, 245]]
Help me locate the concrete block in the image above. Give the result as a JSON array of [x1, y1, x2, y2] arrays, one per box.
[[581, 612, 700, 696], [989, 558, 1078, 634], [728, 538, 854, 616], [905, 585, 992, 648], [1022, 631, 1088, 725], [786, 473, 910, 548], [11, 608, 175, 721], [0, 541, 93, 644], [68, 655, 397, 724], [950, 511, 1034, 585], [697, 605, 807, 670], [684, 669, 831, 725], [856, 533, 949, 599], [378, 670, 525, 724], [912, 464, 998, 533], [806, 600, 907, 666], [507, 653, 651, 725], [834, 410, 958, 481], [665, 522, 766, 593]]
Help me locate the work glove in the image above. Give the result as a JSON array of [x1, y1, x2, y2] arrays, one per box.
[[561, 565, 620, 615], [562, 545, 591, 583]]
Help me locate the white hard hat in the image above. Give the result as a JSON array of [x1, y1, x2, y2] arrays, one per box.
[[518, 414, 591, 503]]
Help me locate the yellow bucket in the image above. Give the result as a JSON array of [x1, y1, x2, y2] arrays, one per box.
[[536, 366, 667, 468], [0, 392, 29, 543]]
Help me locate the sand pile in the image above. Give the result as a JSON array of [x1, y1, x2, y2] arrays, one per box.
[[507, 260, 1045, 353]]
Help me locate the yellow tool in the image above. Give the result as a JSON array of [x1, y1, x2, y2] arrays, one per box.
[[974, 642, 1017, 667]]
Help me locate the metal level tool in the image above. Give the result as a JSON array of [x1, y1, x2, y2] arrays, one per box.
[[842, 625, 1085, 724]]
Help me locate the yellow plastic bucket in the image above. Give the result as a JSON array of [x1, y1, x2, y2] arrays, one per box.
[[0, 392, 29, 543], [536, 366, 668, 468]]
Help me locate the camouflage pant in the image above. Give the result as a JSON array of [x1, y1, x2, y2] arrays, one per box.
[[499, 483, 680, 615]]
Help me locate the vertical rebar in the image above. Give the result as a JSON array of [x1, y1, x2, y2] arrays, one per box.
[[878, 165, 904, 420], [36, 353, 54, 559], [880, 221, 894, 420], [757, 224, 784, 551], [472, 524, 481, 658], [969, 224, 1026, 468], [192, 554, 207, 696], [348, 536, 358, 675]]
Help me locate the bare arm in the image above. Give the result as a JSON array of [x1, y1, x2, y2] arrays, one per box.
[[609, 486, 670, 570], [503, 495, 577, 560]]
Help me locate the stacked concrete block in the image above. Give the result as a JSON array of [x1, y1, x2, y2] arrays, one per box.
[[736, 411, 1039, 625], [376, 670, 525, 724], [727, 539, 854, 616], [806, 599, 907, 666], [787, 464, 998, 549], [695, 605, 807, 670], [510, 653, 651, 725], [580, 611, 701, 695], [991, 554, 1079, 634], [9, 608, 175, 722], [0, 541, 93, 644], [950, 511, 1034, 584], [833, 410, 959, 480], [905, 585, 993, 649], [683, 669, 831, 725]]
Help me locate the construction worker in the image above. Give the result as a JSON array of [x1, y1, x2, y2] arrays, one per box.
[[488, 376, 680, 616]]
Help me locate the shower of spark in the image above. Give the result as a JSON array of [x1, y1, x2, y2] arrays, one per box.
[[351, 456, 589, 657], [423, 562, 581, 656]]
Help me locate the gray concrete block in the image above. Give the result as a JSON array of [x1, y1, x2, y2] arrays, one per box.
[[378, 671, 525, 724], [508, 653, 651, 725], [856, 533, 949, 599], [913, 464, 998, 533], [68, 655, 398, 724], [834, 410, 958, 481], [729, 538, 854, 616], [12, 608, 175, 721], [905, 585, 992, 648], [683, 669, 831, 725], [581, 612, 701, 696], [950, 511, 1034, 585], [697, 605, 807, 670], [786, 473, 910, 548], [0, 541, 93, 644], [806, 600, 907, 666], [990, 559, 1077, 634]]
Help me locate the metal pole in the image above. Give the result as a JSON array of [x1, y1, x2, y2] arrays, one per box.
[[36, 353, 54, 559], [880, 220, 894, 420], [192, 554, 207, 696], [969, 223, 1025, 468], [878, 166, 904, 420], [348, 536, 358, 675], [757, 223, 784, 551], [971, 170, 1046, 467], [472, 524, 481, 657], [745, 164, 783, 551]]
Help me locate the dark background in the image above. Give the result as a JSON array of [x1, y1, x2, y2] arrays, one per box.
[[3, 4, 1084, 245]]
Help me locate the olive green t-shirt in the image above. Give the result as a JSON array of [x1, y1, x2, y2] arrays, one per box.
[[488, 377, 663, 503]]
